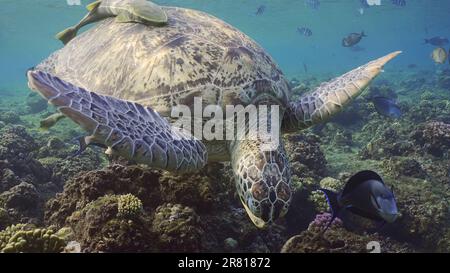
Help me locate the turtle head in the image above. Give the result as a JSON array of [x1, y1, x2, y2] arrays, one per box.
[[231, 140, 292, 228]]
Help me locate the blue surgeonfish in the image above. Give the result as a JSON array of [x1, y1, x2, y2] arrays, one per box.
[[424, 37, 449, 46], [370, 96, 402, 119], [320, 170, 399, 233]]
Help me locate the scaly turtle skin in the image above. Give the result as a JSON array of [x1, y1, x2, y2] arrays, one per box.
[[28, 5, 401, 228]]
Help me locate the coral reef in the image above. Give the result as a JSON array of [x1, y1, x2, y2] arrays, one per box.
[[382, 157, 428, 179], [44, 164, 286, 252], [406, 99, 450, 124], [308, 177, 344, 213], [386, 178, 450, 251], [307, 213, 343, 231], [284, 133, 327, 179], [0, 124, 102, 226], [412, 121, 450, 157], [282, 212, 413, 253], [45, 165, 163, 228], [152, 203, 204, 252], [0, 126, 46, 184], [0, 224, 66, 253], [158, 169, 229, 213], [0, 111, 21, 124], [65, 195, 155, 252], [359, 126, 414, 160], [117, 194, 143, 219], [0, 224, 28, 251], [0, 208, 12, 230], [0, 182, 41, 224], [437, 69, 450, 90]]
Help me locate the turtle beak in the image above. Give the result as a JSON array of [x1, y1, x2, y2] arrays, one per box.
[[241, 201, 268, 229], [25, 66, 35, 78]]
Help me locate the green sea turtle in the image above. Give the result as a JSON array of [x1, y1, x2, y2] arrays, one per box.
[[56, 0, 168, 45], [27, 5, 401, 228]]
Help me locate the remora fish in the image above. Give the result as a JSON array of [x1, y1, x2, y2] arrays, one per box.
[[56, 0, 168, 44]]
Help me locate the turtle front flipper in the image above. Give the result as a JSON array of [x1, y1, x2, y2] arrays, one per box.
[[283, 51, 401, 132], [27, 70, 207, 172]]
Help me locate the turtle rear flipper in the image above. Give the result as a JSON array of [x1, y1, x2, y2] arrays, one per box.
[[27, 70, 207, 172]]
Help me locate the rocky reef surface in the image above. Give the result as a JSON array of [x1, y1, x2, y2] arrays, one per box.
[[1, 69, 450, 252]]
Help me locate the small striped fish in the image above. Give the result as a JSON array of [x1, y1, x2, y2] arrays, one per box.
[[255, 5, 266, 16], [304, 0, 320, 10], [297, 27, 313, 37], [391, 0, 406, 7]]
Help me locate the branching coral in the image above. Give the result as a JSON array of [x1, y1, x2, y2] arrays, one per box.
[[0, 224, 27, 251], [117, 194, 143, 219], [309, 177, 343, 213], [66, 195, 155, 252], [307, 213, 343, 232], [0, 224, 66, 253]]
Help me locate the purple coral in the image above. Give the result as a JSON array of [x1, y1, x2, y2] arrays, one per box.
[[308, 212, 343, 231]]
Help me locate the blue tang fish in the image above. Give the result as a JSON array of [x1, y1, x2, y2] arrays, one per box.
[[370, 96, 402, 119], [320, 170, 399, 232]]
